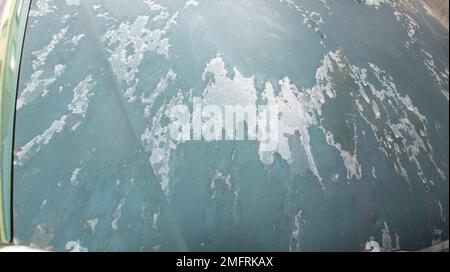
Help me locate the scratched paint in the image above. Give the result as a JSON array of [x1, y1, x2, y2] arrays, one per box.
[[12, 0, 449, 251]]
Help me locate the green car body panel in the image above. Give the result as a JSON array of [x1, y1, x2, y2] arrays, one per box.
[[0, 0, 31, 244]]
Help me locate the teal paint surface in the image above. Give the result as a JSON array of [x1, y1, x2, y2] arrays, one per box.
[[13, 0, 449, 251]]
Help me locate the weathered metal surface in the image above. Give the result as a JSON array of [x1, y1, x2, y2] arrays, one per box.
[[11, 0, 449, 251]]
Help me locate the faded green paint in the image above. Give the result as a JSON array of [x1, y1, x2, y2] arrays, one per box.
[[10, 0, 450, 251], [0, 0, 30, 244]]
